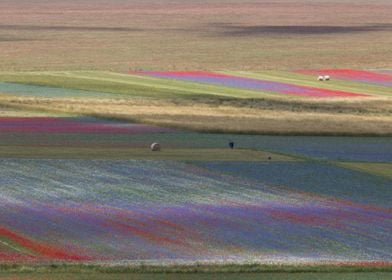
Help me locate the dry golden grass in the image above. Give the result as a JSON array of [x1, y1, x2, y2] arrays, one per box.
[[0, 102, 64, 117], [1, 95, 391, 135]]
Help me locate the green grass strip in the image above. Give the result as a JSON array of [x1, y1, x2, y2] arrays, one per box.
[[0, 71, 282, 99], [0, 146, 295, 161], [0, 263, 391, 274], [0, 238, 36, 257], [338, 162, 392, 179]]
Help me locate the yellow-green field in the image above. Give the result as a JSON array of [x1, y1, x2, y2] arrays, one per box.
[[340, 162, 392, 179]]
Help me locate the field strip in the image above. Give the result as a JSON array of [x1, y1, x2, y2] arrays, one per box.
[[1, 97, 392, 135], [337, 162, 392, 179], [0, 146, 295, 161], [0, 72, 211, 97], [36, 72, 272, 99], [0, 81, 119, 99], [36, 72, 206, 94], [223, 71, 391, 96], [136, 71, 365, 98], [227, 71, 375, 95], [102, 71, 278, 98], [0, 71, 286, 99], [46, 72, 244, 98], [0, 158, 390, 263], [96, 71, 277, 98], [0, 240, 23, 254]]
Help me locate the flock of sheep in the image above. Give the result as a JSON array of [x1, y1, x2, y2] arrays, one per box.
[[318, 75, 330, 81]]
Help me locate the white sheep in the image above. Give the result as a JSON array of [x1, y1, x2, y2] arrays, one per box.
[[150, 142, 161, 151], [324, 75, 330, 81], [317, 76, 324, 81]]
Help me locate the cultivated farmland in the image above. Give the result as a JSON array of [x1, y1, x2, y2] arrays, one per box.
[[0, 0, 392, 278], [0, 70, 391, 136], [0, 115, 391, 267], [0, 67, 391, 277]]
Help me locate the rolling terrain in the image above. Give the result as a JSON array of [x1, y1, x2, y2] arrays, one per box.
[[0, 0, 391, 278], [0, 69, 391, 135], [0, 115, 391, 266]]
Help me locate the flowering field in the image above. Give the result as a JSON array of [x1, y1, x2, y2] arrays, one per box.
[[137, 71, 366, 98], [0, 117, 391, 162], [193, 161, 392, 207], [0, 117, 392, 263], [0, 159, 391, 263], [0, 117, 175, 134], [297, 69, 392, 88], [0, 0, 391, 273], [0, 117, 391, 265], [1, 70, 389, 100]]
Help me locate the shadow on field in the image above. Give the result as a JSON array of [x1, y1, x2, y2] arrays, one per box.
[[6, 23, 390, 36], [214, 23, 392, 36], [0, 35, 33, 42], [0, 24, 142, 32]]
